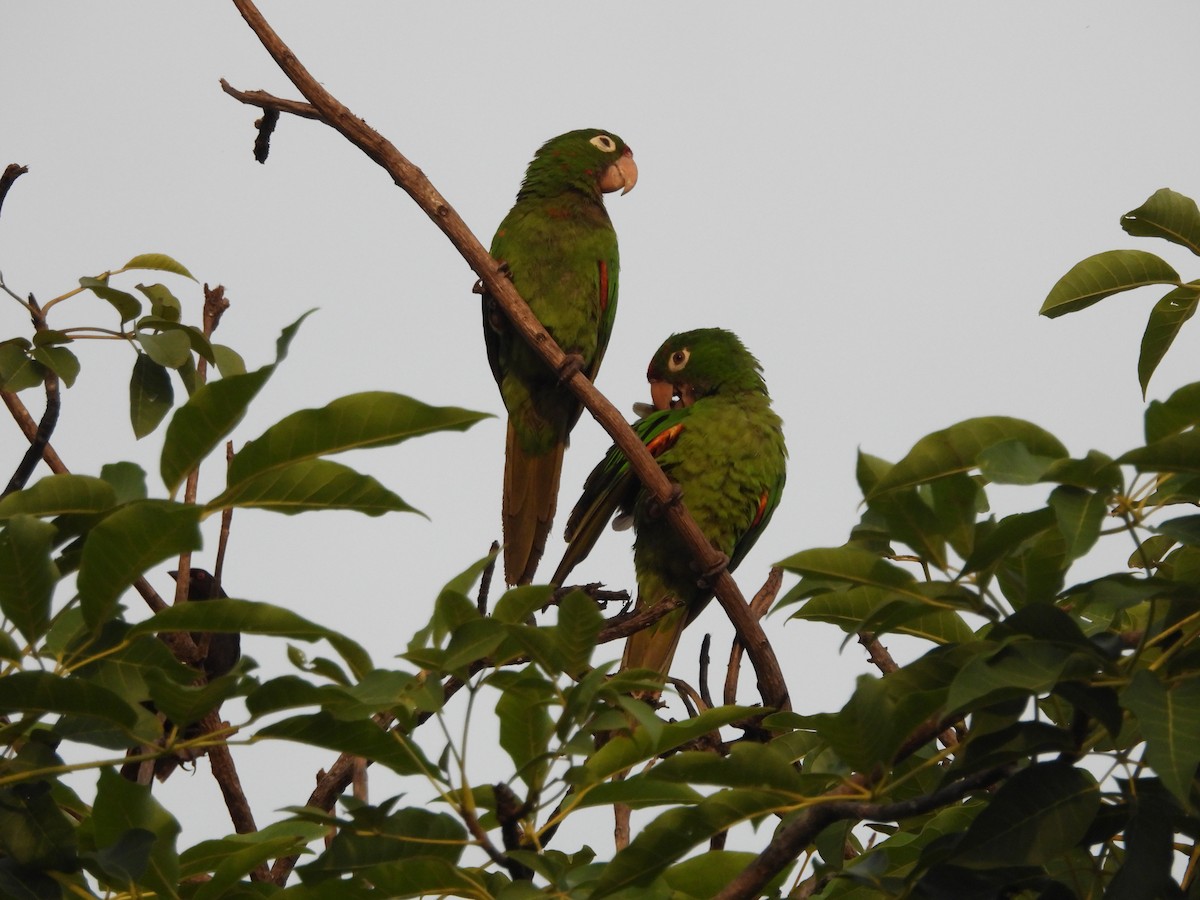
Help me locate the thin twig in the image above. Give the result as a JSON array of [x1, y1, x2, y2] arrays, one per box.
[[724, 567, 782, 706], [0, 164, 28, 221], [699, 634, 714, 709], [3, 295, 60, 497], [477, 540, 501, 615]]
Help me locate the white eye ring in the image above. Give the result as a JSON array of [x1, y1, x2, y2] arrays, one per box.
[[668, 348, 690, 372], [589, 134, 617, 152]]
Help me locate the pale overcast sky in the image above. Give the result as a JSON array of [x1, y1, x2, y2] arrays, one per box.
[[5, 2, 1200, 853]]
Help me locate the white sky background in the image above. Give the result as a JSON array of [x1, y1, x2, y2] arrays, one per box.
[[5, 0, 1200, 863]]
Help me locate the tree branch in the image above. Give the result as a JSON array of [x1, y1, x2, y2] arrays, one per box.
[[0, 164, 28, 221], [227, 0, 791, 712]]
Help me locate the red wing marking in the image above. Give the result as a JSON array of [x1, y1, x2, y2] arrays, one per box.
[[598, 260, 609, 315], [646, 423, 684, 458], [751, 490, 770, 528]]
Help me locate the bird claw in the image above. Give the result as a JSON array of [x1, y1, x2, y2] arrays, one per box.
[[646, 483, 684, 520], [473, 261, 513, 295], [693, 552, 730, 590], [557, 352, 586, 383]]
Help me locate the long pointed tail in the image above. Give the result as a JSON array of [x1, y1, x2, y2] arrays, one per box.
[[621, 605, 688, 684], [502, 422, 564, 585]]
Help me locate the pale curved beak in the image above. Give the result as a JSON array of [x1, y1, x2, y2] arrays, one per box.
[[650, 379, 674, 411], [599, 152, 638, 195]]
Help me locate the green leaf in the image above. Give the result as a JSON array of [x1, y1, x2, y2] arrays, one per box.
[[134, 283, 182, 321], [0, 671, 138, 730], [978, 440, 1055, 485], [591, 789, 789, 898], [0, 782, 77, 870], [790, 586, 975, 644], [86, 768, 181, 896], [552, 589, 603, 675], [1144, 381, 1200, 443], [776, 547, 922, 599], [29, 346, 80, 388], [946, 640, 1098, 713], [206, 458, 420, 517], [129, 353, 173, 439], [1120, 669, 1200, 810], [76, 499, 203, 627], [664, 851, 788, 898], [1049, 485, 1108, 563], [79, 276, 142, 322], [100, 463, 148, 504], [953, 763, 1100, 867], [1120, 187, 1200, 256], [0, 516, 57, 643], [137, 328, 192, 369], [228, 392, 489, 485], [1138, 284, 1199, 397], [257, 711, 437, 776], [496, 670, 555, 789], [0, 474, 117, 519], [1154, 514, 1200, 546], [1120, 429, 1200, 476], [1040, 249, 1180, 318], [211, 343, 246, 377], [577, 706, 760, 785], [0, 342, 45, 392], [159, 312, 311, 495], [128, 597, 372, 680], [122, 252, 196, 280], [870, 417, 1067, 497]]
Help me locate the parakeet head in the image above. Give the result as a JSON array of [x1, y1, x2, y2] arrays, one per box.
[[646, 328, 768, 411], [517, 129, 638, 200]]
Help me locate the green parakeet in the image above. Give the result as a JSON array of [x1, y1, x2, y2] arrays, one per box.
[[551, 328, 787, 683], [483, 129, 638, 585]]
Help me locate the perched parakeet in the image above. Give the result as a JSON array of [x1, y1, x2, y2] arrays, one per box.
[[552, 328, 787, 682], [483, 129, 638, 585]]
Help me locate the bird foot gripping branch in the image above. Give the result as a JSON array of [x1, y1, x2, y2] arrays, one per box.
[[692, 551, 730, 591], [645, 482, 684, 520], [556, 352, 587, 384]]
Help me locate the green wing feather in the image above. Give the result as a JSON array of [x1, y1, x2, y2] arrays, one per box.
[[551, 407, 689, 586]]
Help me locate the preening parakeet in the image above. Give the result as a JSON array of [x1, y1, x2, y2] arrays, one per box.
[[552, 328, 787, 683], [483, 129, 638, 585]]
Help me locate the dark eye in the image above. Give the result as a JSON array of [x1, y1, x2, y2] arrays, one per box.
[[589, 134, 617, 152], [668, 348, 690, 372]]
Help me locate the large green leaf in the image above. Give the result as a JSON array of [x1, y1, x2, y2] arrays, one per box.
[[159, 312, 311, 495], [576, 706, 759, 785], [1049, 486, 1108, 563], [869, 418, 1067, 497], [0, 672, 138, 731], [1120, 188, 1200, 256], [951, 763, 1099, 867], [1040, 249, 1180, 318], [1120, 429, 1200, 476], [128, 597, 372, 679], [79, 276, 142, 322], [496, 669, 555, 789], [227, 392, 489, 485], [946, 640, 1098, 713], [206, 458, 419, 517], [122, 253, 196, 280], [30, 345, 80, 388], [76, 500, 202, 627], [791, 585, 975, 644], [85, 768, 181, 896], [591, 788, 790, 898], [0, 516, 57, 643], [257, 712, 437, 776], [1121, 669, 1200, 810], [1138, 284, 1199, 397], [0, 474, 117, 520], [129, 353, 173, 439], [777, 547, 922, 600], [1145, 381, 1200, 444]]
